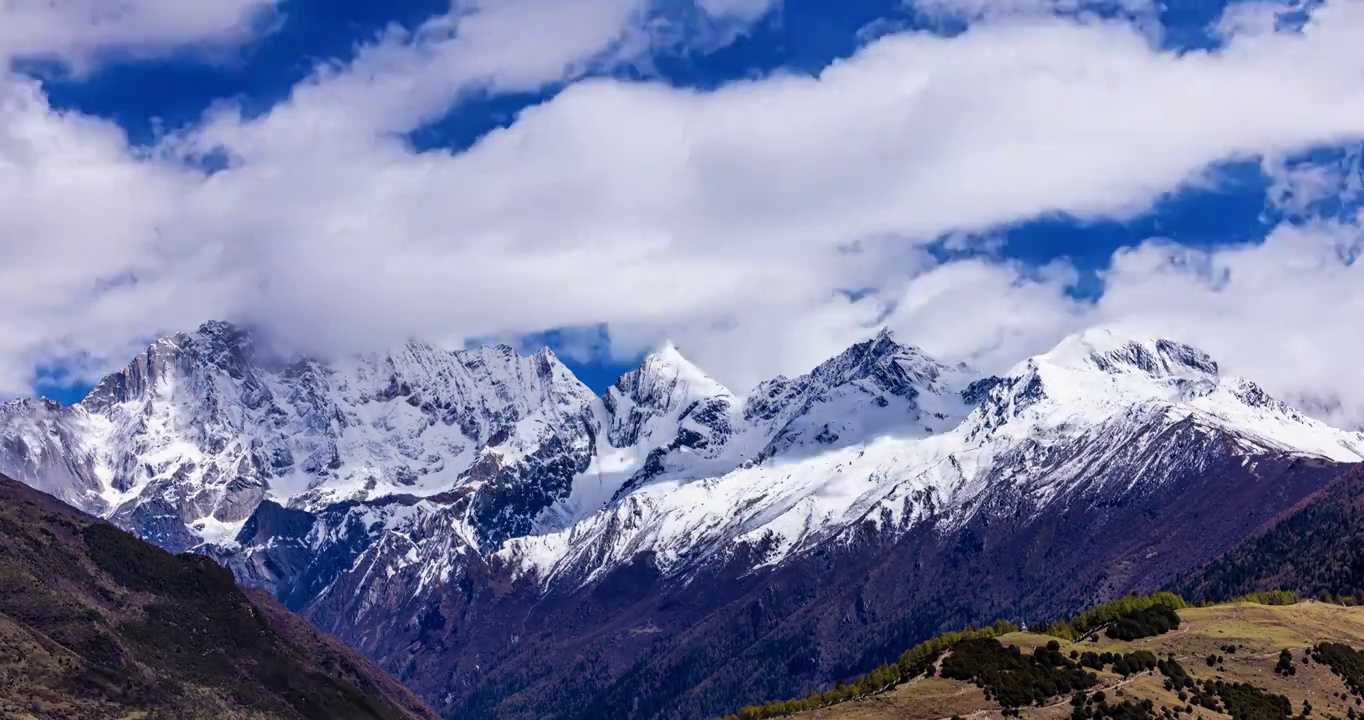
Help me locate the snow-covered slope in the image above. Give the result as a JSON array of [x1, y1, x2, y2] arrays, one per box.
[[7, 320, 1364, 720], [0, 398, 107, 512], [500, 329, 1364, 587], [2, 322, 1361, 585], [0, 321, 601, 551]]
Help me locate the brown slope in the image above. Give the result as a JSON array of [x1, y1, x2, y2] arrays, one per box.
[[1179, 463, 1364, 601], [788, 602, 1364, 720], [0, 474, 438, 720]]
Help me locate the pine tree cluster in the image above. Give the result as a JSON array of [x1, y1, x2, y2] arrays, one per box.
[[940, 638, 1099, 710], [721, 621, 1020, 720], [1045, 593, 1187, 641]]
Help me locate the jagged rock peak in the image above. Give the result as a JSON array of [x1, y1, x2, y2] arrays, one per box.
[[1033, 329, 1219, 380], [614, 341, 733, 401], [602, 341, 736, 452], [808, 327, 963, 396], [191, 319, 252, 343], [167, 320, 260, 367], [81, 320, 268, 411]]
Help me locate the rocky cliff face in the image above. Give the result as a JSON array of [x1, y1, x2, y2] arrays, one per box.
[[4, 322, 1363, 719]]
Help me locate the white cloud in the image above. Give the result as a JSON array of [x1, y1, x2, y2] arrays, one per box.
[[0, 0, 279, 68], [190, 0, 783, 151], [0, 75, 235, 390], [912, 0, 1155, 22], [1089, 221, 1364, 429], [1264, 146, 1364, 218], [696, 0, 782, 23], [1213, 0, 1319, 41], [185, 4, 1364, 365], [3, 0, 1364, 429]]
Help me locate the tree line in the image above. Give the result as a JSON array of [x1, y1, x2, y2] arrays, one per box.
[[720, 619, 1020, 720], [721, 590, 1313, 720]]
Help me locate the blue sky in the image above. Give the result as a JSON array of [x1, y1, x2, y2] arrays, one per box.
[[4, 0, 1364, 425]]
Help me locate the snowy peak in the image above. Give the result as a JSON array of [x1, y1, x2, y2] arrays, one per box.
[[817, 327, 963, 396], [964, 329, 1364, 462], [6, 319, 1364, 583], [371, 338, 597, 436], [1034, 330, 1219, 381], [505, 328, 1364, 593], [611, 342, 733, 411], [979, 331, 1230, 423], [745, 329, 974, 457], [81, 320, 262, 413], [0, 321, 611, 551], [601, 341, 738, 463]]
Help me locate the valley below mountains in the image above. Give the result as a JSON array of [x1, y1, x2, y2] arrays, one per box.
[[3, 321, 1363, 719]]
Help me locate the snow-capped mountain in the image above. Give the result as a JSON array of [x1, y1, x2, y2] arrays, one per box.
[[3, 321, 1362, 720], [497, 328, 1364, 587], [0, 320, 602, 551], [0, 321, 990, 555]]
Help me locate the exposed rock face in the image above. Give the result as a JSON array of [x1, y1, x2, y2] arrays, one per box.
[[4, 322, 1363, 719]]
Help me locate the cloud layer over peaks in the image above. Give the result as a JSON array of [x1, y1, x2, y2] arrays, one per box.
[[1, 0, 1363, 429]]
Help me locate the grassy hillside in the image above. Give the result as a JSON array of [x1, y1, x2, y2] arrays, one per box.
[[730, 600, 1364, 720], [0, 476, 438, 720]]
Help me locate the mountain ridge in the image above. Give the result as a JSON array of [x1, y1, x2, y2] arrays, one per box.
[[4, 321, 1363, 719]]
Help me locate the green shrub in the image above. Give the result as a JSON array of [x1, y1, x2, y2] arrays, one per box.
[[1232, 591, 1299, 606], [1106, 605, 1181, 641], [1044, 593, 1187, 640]]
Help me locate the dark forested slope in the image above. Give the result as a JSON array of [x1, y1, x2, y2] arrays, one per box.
[[1181, 464, 1364, 602], [0, 474, 438, 720]]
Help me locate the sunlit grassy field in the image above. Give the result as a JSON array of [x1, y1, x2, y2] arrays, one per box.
[[794, 602, 1364, 720]]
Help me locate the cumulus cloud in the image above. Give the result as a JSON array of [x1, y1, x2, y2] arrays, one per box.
[[911, 0, 1155, 23], [2, 0, 1364, 428], [0, 0, 278, 68], [0, 76, 233, 390], [854, 218, 1364, 429], [1264, 146, 1363, 220], [185, 3, 1364, 370], [1090, 221, 1364, 429]]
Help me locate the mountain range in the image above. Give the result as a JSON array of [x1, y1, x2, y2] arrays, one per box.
[[2, 320, 1361, 719]]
